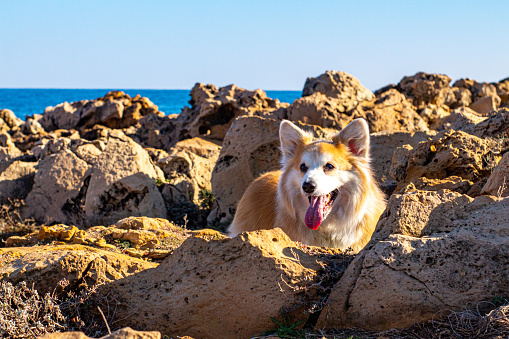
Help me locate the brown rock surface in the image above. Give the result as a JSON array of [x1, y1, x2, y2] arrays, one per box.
[[0, 160, 37, 203], [397, 72, 452, 109], [38, 328, 161, 339], [482, 152, 509, 197], [100, 228, 323, 339], [0, 244, 156, 295], [0, 108, 22, 129], [319, 191, 509, 330]]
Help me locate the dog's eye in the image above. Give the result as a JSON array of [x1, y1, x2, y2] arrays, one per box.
[[300, 163, 307, 172], [324, 163, 335, 171]]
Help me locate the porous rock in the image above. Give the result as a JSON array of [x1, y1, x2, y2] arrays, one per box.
[[100, 228, 322, 339], [319, 191, 509, 330], [397, 72, 452, 109], [39, 328, 161, 339], [0, 160, 37, 203], [0, 244, 156, 296], [482, 152, 509, 197], [0, 108, 22, 129]]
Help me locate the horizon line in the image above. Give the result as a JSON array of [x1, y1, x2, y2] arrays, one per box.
[[0, 87, 303, 92]]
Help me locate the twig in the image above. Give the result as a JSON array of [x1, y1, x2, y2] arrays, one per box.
[[97, 306, 111, 334]]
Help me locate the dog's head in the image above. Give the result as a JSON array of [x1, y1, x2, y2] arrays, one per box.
[[279, 119, 370, 230]]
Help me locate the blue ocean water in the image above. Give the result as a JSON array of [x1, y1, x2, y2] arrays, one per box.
[[0, 88, 302, 121]]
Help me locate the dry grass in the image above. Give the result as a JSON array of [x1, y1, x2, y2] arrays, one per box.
[[0, 199, 38, 247]]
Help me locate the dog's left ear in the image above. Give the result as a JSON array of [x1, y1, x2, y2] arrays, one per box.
[[332, 118, 370, 159]]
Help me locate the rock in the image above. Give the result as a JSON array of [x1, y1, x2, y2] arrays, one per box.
[[0, 131, 15, 148], [0, 118, 9, 133], [39, 328, 161, 339], [432, 106, 487, 131], [482, 152, 509, 197], [395, 130, 501, 192], [0, 160, 37, 203], [39, 101, 84, 131], [319, 191, 509, 330], [100, 228, 323, 339], [83, 130, 166, 226], [443, 86, 472, 108], [0, 108, 22, 129], [0, 244, 156, 295], [302, 70, 374, 108], [419, 104, 450, 128], [210, 116, 329, 223], [175, 83, 288, 141], [389, 144, 414, 182], [157, 137, 221, 205], [135, 114, 178, 152], [462, 108, 509, 138], [0, 145, 23, 162], [469, 95, 501, 114], [20, 118, 45, 135], [23, 131, 166, 226], [24, 149, 91, 225], [397, 72, 452, 109]]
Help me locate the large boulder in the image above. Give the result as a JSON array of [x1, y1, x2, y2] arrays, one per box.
[[397, 72, 452, 109], [23, 131, 166, 226], [0, 108, 22, 129], [318, 191, 509, 330], [0, 160, 37, 204], [100, 228, 324, 339], [482, 152, 509, 197], [0, 244, 156, 296]]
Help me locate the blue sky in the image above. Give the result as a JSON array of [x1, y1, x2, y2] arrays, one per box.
[[1, 0, 508, 91]]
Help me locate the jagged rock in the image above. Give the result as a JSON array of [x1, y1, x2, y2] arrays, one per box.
[[175, 83, 288, 141], [0, 160, 37, 203], [319, 191, 509, 330], [0, 132, 15, 148], [302, 70, 374, 108], [462, 108, 509, 138], [482, 152, 509, 197], [23, 131, 166, 226], [432, 106, 487, 131], [469, 95, 501, 114], [395, 130, 501, 193], [39, 328, 161, 339], [444, 86, 472, 108], [39, 101, 85, 131], [210, 116, 329, 223], [453, 79, 501, 114], [0, 244, 156, 296], [100, 228, 323, 339], [0, 118, 9, 133], [389, 144, 414, 182], [0, 145, 23, 162], [135, 114, 178, 152], [157, 137, 220, 205], [83, 130, 166, 226], [20, 118, 45, 135], [397, 72, 452, 109], [0, 108, 22, 129], [419, 104, 450, 128]]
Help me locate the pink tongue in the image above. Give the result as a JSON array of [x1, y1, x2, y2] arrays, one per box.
[[305, 195, 327, 230]]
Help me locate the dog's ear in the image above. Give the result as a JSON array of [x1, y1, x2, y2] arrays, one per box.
[[280, 120, 305, 160], [332, 118, 370, 159]]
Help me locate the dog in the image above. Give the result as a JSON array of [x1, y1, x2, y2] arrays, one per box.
[[227, 118, 386, 252]]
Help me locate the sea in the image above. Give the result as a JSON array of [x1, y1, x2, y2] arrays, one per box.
[[0, 89, 302, 121]]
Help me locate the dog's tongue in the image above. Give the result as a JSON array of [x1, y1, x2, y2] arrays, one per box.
[[305, 195, 327, 230]]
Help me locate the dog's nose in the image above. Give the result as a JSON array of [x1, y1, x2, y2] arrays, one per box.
[[302, 181, 316, 194]]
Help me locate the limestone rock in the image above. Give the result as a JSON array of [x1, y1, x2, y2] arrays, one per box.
[[319, 192, 509, 330], [469, 95, 501, 114], [302, 70, 374, 108], [443, 86, 472, 108], [101, 228, 322, 339], [397, 72, 452, 109], [0, 108, 22, 129], [84, 130, 166, 226], [395, 130, 501, 192], [0, 145, 23, 162], [135, 114, 178, 152], [39, 328, 161, 339], [482, 152, 509, 197], [39, 101, 84, 131], [0, 160, 37, 203], [0, 131, 15, 148], [432, 106, 487, 131], [175, 83, 288, 141], [210, 116, 329, 223], [20, 118, 45, 135], [462, 108, 509, 138], [0, 244, 156, 295]]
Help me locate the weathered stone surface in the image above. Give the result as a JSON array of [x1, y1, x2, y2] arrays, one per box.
[[39, 328, 161, 339], [101, 228, 322, 339], [0, 108, 22, 129], [24, 149, 91, 224], [397, 72, 452, 109], [0, 145, 23, 162], [0, 160, 37, 203], [482, 152, 509, 197], [432, 106, 487, 131], [210, 116, 329, 223], [84, 130, 166, 226], [469, 95, 501, 114], [175, 83, 288, 141], [395, 130, 501, 192], [462, 108, 509, 138], [302, 70, 374, 109], [135, 114, 178, 152], [0, 244, 156, 296], [319, 191, 509, 330], [20, 118, 45, 135], [39, 101, 85, 131]]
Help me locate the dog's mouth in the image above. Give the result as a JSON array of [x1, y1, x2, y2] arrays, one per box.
[[304, 189, 339, 230]]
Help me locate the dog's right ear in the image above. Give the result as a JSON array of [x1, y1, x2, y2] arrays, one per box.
[[280, 120, 305, 160]]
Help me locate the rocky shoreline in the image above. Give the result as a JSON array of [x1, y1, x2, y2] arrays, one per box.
[[1, 71, 509, 338]]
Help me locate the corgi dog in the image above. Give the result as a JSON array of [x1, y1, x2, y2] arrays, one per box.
[[228, 118, 386, 252]]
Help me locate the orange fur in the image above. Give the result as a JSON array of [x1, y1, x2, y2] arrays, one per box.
[[228, 119, 386, 252]]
